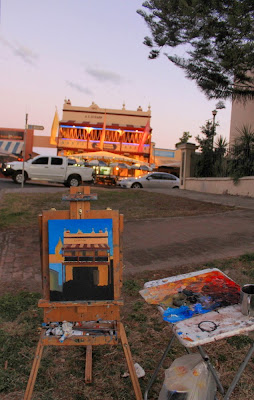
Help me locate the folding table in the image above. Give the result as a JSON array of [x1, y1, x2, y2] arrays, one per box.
[[140, 269, 254, 400]]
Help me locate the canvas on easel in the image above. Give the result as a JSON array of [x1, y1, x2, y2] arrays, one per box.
[[48, 218, 114, 302], [24, 186, 142, 400]]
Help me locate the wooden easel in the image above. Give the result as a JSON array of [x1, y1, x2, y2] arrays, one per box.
[[24, 186, 142, 400]]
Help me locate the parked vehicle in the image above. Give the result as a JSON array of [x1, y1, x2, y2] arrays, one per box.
[[119, 172, 180, 189], [2, 155, 94, 187]]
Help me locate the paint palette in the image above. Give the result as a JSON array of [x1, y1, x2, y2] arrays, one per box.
[[140, 269, 240, 322]]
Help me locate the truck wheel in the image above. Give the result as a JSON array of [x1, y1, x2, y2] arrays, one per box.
[[13, 171, 27, 184], [67, 174, 81, 187], [131, 182, 142, 189]]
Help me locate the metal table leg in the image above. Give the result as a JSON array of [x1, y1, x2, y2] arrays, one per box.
[[144, 335, 175, 400], [144, 337, 254, 400], [197, 345, 224, 395], [223, 342, 254, 400]]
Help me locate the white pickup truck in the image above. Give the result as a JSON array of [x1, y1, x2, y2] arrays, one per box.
[[3, 155, 95, 187]]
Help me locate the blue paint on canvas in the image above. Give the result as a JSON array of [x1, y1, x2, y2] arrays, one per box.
[[48, 218, 113, 288], [49, 263, 64, 286], [48, 219, 113, 255]]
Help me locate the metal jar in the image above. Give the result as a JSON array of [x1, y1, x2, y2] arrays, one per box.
[[240, 284, 254, 317]]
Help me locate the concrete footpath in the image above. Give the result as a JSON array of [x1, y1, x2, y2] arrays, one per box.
[[0, 186, 253, 295]]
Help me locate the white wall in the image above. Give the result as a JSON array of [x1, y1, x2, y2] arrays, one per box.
[[185, 177, 254, 197], [33, 147, 57, 156]]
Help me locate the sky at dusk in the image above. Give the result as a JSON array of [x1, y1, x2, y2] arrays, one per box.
[[0, 0, 232, 152]]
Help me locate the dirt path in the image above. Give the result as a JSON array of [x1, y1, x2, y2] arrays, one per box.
[[123, 209, 254, 274]]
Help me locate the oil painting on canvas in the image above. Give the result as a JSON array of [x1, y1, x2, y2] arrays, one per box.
[[48, 219, 114, 301]]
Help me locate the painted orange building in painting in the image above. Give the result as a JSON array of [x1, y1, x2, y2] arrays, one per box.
[[51, 99, 153, 164], [49, 228, 112, 294], [62, 229, 110, 287]]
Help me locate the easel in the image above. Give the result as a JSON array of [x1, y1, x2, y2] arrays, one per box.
[[24, 186, 142, 400]]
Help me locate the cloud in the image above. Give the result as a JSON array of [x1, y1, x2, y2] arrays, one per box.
[[0, 34, 38, 65], [66, 81, 93, 95], [86, 67, 123, 84]]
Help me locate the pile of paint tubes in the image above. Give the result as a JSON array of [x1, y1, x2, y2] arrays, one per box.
[[42, 320, 116, 343], [43, 321, 80, 343]]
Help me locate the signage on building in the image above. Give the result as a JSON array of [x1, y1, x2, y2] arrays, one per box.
[[0, 129, 24, 140], [92, 143, 117, 151], [154, 150, 175, 158], [28, 125, 44, 131]]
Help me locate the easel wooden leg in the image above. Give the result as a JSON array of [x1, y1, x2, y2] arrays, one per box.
[[119, 322, 142, 400], [24, 333, 44, 400], [85, 345, 93, 383]]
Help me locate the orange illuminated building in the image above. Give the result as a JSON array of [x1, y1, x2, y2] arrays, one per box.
[[51, 99, 154, 164]]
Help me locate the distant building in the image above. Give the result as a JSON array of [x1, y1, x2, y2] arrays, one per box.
[[0, 126, 56, 160], [0, 101, 181, 176], [230, 72, 254, 146], [51, 99, 154, 164], [0, 127, 34, 159], [229, 99, 254, 145], [154, 147, 181, 176]]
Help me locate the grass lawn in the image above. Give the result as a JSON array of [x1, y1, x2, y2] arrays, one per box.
[[0, 187, 234, 230], [0, 188, 253, 399], [1, 256, 254, 400]]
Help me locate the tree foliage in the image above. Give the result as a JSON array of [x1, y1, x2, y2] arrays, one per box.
[[137, 0, 254, 100], [228, 125, 254, 180], [176, 131, 192, 145], [195, 120, 216, 176], [214, 135, 228, 176]]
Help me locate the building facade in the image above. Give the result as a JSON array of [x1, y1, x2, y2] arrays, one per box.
[[0, 127, 34, 159], [154, 147, 181, 176], [229, 99, 254, 145], [52, 99, 153, 164]]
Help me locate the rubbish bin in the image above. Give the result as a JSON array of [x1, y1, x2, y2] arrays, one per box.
[[158, 353, 216, 400]]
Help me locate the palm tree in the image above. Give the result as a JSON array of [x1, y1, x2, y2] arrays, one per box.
[[214, 135, 228, 176], [229, 125, 254, 180]]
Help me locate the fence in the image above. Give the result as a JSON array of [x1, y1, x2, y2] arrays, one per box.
[[191, 145, 254, 179], [185, 176, 254, 197]]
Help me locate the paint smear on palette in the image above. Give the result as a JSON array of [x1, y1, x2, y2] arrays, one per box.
[[140, 270, 240, 309]]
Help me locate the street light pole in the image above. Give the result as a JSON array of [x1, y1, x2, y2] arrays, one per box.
[[212, 109, 217, 150], [21, 113, 28, 188]]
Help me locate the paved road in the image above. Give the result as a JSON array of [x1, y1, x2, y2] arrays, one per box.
[[0, 180, 254, 294], [0, 178, 69, 202], [0, 177, 66, 192]]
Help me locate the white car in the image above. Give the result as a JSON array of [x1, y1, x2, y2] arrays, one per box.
[[3, 155, 94, 187], [119, 172, 180, 189]]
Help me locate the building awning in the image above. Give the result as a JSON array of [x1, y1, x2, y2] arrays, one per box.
[[0, 140, 23, 155], [63, 244, 110, 250], [158, 162, 181, 168], [72, 150, 150, 165]]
